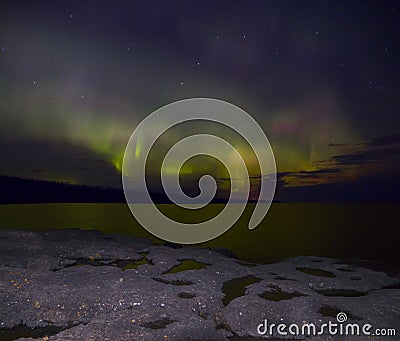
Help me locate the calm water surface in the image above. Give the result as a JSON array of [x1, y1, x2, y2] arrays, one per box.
[[0, 203, 398, 265]]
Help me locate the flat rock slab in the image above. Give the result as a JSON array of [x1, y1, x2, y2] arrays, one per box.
[[0, 229, 399, 340]]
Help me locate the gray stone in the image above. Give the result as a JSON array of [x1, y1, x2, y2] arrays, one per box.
[[0, 229, 398, 340]]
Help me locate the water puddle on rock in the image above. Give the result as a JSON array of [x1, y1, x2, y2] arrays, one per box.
[[258, 286, 307, 301], [296, 267, 336, 278], [116, 257, 152, 271], [163, 260, 208, 274], [53, 252, 152, 272], [178, 292, 196, 299], [0, 324, 68, 341], [316, 289, 367, 297], [222, 276, 261, 306]]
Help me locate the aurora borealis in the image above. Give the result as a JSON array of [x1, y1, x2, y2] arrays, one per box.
[[0, 1, 399, 202]]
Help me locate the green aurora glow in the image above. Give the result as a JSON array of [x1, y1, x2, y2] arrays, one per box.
[[0, 1, 398, 201]]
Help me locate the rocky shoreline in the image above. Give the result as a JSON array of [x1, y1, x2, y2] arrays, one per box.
[[0, 229, 399, 340]]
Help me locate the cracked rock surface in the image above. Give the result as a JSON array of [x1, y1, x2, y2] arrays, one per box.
[[0, 229, 399, 340]]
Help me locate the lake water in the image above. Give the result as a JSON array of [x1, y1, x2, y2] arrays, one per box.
[[0, 203, 398, 268]]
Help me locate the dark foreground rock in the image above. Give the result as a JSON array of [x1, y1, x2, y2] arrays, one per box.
[[0, 229, 399, 340]]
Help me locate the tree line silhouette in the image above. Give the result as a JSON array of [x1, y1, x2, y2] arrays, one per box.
[[0, 176, 125, 204], [0, 175, 275, 204]]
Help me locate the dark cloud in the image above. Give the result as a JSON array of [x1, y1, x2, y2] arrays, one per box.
[[0, 137, 121, 187], [275, 172, 400, 202], [331, 148, 400, 166], [363, 133, 400, 147], [278, 168, 341, 180], [328, 142, 349, 147]]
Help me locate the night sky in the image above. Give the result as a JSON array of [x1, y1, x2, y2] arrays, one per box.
[[0, 1, 399, 202]]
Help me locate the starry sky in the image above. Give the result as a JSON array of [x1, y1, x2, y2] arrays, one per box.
[[0, 0, 399, 202]]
